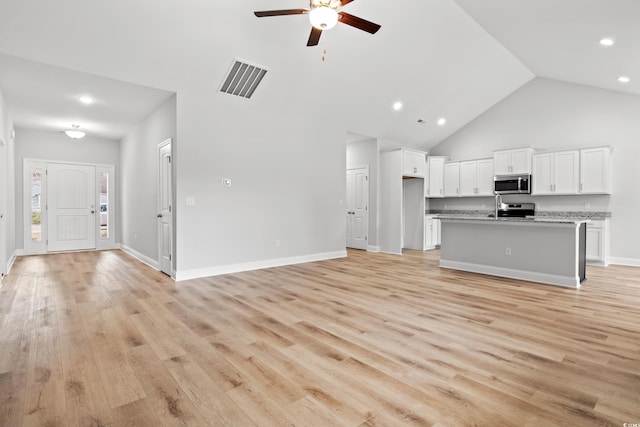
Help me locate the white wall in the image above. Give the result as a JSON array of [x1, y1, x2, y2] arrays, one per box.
[[13, 128, 120, 251], [120, 95, 176, 268], [430, 77, 640, 264], [346, 138, 379, 250], [174, 89, 347, 280], [0, 88, 16, 276]]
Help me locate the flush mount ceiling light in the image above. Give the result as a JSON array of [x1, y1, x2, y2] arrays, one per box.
[[618, 76, 630, 83], [437, 117, 447, 126], [78, 95, 94, 105], [64, 124, 86, 139], [599, 38, 614, 47], [392, 101, 403, 111], [309, 1, 339, 30]]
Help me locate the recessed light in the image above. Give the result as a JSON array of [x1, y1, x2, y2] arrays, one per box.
[[437, 117, 447, 126], [393, 101, 403, 111], [618, 76, 630, 83], [78, 95, 94, 105], [599, 38, 614, 47]]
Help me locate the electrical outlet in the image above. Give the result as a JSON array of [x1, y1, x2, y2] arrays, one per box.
[[134, 233, 138, 241], [481, 204, 486, 209], [275, 240, 281, 248], [585, 202, 591, 209], [505, 247, 512, 256]]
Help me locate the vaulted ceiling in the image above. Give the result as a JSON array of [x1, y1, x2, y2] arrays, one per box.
[[0, 0, 637, 149]]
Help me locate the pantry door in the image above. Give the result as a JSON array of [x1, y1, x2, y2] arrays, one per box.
[[47, 163, 96, 252]]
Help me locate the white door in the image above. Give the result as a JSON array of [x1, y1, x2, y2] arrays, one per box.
[[346, 167, 368, 250], [47, 163, 96, 252], [0, 139, 6, 276], [158, 139, 173, 276]]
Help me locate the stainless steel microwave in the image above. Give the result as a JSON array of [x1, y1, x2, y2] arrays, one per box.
[[494, 174, 531, 194]]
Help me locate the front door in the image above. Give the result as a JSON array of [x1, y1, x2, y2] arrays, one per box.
[[47, 163, 96, 252], [158, 139, 173, 276], [346, 167, 369, 250]]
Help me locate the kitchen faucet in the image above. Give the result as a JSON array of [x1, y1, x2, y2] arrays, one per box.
[[495, 193, 503, 219]]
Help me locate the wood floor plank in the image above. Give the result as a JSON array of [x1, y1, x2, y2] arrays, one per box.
[[1, 249, 639, 426]]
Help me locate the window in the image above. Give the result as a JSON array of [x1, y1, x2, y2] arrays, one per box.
[[31, 168, 43, 241], [100, 172, 109, 238]]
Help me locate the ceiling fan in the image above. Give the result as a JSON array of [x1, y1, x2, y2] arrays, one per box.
[[254, 0, 381, 47]]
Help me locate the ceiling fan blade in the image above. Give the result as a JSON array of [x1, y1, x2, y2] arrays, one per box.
[[337, 12, 381, 34], [254, 9, 308, 17], [340, 0, 355, 6], [307, 27, 322, 46]]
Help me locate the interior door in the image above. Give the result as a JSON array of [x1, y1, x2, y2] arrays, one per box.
[[158, 139, 173, 276], [0, 139, 6, 275], [47, 163, 96, 252], [346, 167, 368, 250]]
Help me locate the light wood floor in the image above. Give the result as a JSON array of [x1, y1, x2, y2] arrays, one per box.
[[1, 249, 639, 426]]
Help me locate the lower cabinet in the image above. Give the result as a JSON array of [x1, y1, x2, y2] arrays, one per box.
[[586, 219, 610, 265], [425, 215, 441, 250]]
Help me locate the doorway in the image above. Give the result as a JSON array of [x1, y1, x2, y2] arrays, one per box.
[[157, 139, 173, 276], [346, 166, 369, 250], [23, 159, 116, 254]]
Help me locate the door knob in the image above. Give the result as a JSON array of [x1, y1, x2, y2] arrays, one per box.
[[91, 210, 95, 214], [157, 214, 163, 218]]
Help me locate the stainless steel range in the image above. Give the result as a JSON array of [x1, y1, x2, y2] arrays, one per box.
[[497, 202, 535, 218]]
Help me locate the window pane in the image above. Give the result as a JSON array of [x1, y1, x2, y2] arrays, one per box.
[[100, 172, 109, 238], [31, 168, 42, 241]]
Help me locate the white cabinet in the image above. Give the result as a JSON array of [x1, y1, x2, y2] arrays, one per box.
[[532, 150, 579, 195], [403, 149, 426, 177], [424, 215, 440, 250], [459, 158, 494, 196], [493, 147, 533, 175], [580, 146, 612, 194], [425, 156, 447, 198], [380, 148, 426, 254], [443, 162, 460, 197], [586, 219, 610, 265]]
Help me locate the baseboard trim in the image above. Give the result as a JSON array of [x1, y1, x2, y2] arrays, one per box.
[[120, 245, 160, 271], [6, 250, 17, 275], [439, 259, 581, 288], [366, 245, 381, 252], [175, 250, 347, 282], [609, 257, 640, 267]]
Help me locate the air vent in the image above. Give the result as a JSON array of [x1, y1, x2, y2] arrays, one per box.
[[220, 58, 269, 99]]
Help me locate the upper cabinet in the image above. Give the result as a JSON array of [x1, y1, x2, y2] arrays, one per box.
[[425, 156, 447, 198], [403, 149, 426, 177], [532, 150, 579, 195], [459, 158, 494, 197], [443, 162, 460, 197], [580, 146, 612, 194], [493, 147, 533, 175], [532, 146, 612, 196]]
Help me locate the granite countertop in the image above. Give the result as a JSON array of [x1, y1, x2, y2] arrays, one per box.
[[436, 214, 590, 224], [427, 209, 611, 220]]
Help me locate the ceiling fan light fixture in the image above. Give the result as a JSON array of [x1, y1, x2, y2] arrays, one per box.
[[309, 5, 338, 30]]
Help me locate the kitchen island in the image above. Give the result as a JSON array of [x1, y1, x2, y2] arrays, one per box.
[[438, 216, 588, 288]]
